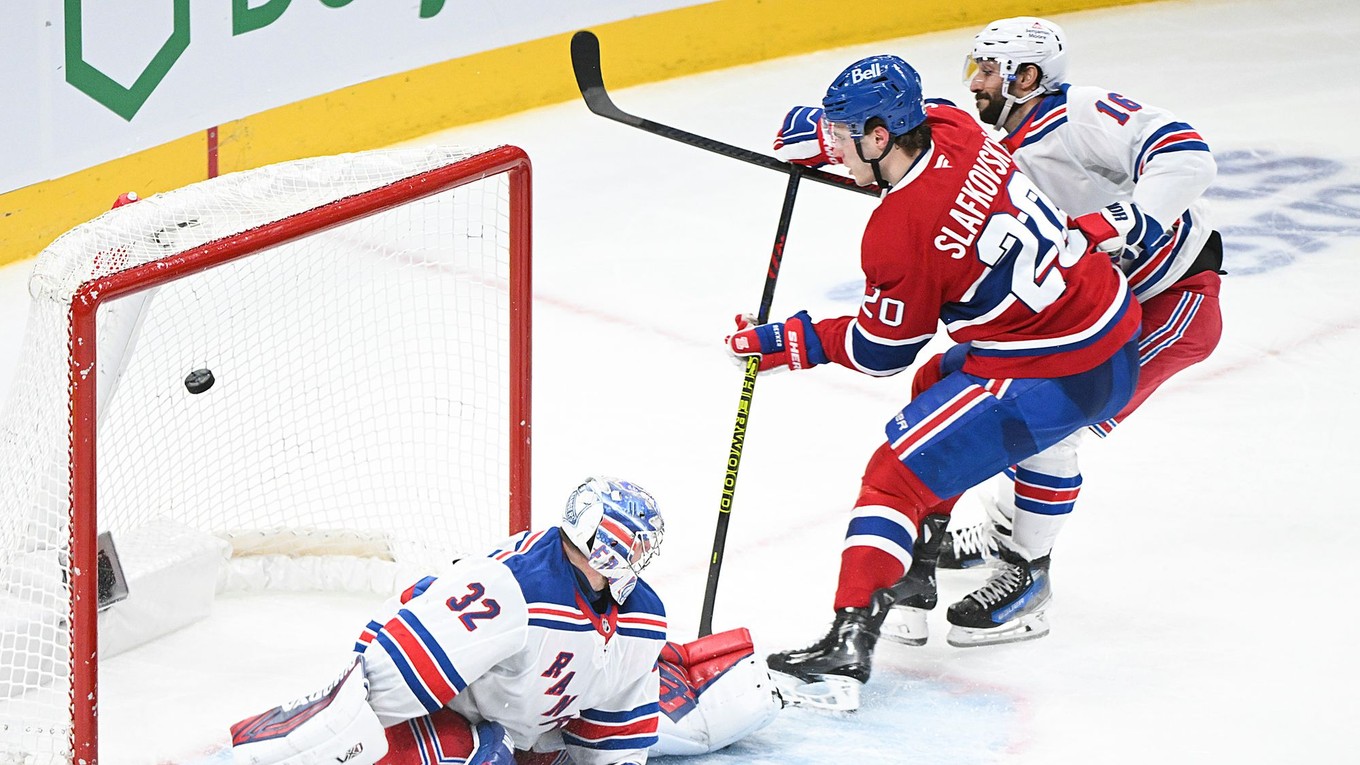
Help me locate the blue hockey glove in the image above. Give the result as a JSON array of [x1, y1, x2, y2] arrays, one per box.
[[772, 106, 836, 168], [725, 311, 828, 372]]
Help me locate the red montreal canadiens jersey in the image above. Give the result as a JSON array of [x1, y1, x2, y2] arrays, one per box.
[[815, 103, 1140, 380]]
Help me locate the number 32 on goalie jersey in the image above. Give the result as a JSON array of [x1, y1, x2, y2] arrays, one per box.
[[975, 172, 1080, 314], [446, 581, 501, 631]]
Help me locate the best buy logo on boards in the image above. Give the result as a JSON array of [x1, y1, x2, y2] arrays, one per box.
[[64, 0, 449, 121]]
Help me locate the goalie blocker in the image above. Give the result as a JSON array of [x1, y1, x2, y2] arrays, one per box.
[[230, 629, 781, 765]]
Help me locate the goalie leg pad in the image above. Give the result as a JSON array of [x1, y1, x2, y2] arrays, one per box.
[[652, 628, 782, 756], [231, 657, 387, 765]]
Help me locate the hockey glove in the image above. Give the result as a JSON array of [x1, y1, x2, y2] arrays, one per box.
[[1073, 202, 1166, 266], [654, 628, 782, 756], [773, 106, 836, 168], [726, 311, 828, 373]]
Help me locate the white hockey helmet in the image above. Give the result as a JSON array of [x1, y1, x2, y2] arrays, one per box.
[[966, 17, 1069, 127], [562, 476, 664, 603]]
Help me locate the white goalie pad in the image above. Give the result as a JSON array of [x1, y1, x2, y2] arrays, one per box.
[[231, 657, 388, 765], [652, 628, 783, 755]]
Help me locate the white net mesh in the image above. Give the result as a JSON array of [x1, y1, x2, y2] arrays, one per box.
[[0, 146, 529, 762]]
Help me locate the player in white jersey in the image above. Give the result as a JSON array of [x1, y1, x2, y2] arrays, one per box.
[[230, 477, 781, 765], [770, 17, 1223, 647], [929, 17, 1223, 581]]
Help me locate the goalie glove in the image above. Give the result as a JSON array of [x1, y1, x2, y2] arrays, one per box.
[[725, 311, 828, 373], [772, 106, 836, 168], [1072, 201, 1166, 266], [652, 628, 782, 756]]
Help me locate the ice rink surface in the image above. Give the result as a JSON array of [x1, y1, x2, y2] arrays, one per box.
[[2, 0, 1359, 761]]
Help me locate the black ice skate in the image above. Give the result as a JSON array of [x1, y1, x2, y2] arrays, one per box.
[[945, 547, 1051, 647], [880, 514, 949, 646], [939, 488, 1014, 570], [767, 600, 889, 711], [937, 521, 1004, 569]]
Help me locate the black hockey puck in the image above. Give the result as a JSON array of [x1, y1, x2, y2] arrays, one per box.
[[184, 368, 215, 394]]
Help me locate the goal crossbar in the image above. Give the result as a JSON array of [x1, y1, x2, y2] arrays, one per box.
[[63, 145, 533, 764]]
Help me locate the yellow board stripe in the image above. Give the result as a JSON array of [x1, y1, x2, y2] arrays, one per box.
[[1, 0, 1153, 266], [1, 134, 207, 266]]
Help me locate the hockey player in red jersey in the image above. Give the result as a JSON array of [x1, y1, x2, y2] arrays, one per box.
[[230, 477, 781, 764], [730, 54, 1140, 710], [769, 18, 1224, 652]]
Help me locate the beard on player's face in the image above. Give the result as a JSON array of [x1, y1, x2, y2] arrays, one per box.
[[975, 86, 1005, 126]]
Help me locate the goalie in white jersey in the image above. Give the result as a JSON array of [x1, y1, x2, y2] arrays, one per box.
[[231, 477, 780, 765], [771, 16, 1223, 649]]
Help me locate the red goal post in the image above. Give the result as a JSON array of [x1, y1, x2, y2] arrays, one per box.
[[0, 145, 532, 763]]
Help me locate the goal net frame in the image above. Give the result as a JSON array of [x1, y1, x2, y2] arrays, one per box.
[[52, 145, 533, 763]]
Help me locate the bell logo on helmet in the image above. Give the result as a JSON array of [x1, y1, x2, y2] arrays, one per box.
[[850, 62, 888, 84], [823, 55, 927, 137]]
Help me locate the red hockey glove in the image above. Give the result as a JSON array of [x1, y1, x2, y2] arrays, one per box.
[[725, 311, 827, 373], [1073, 201, 1165, 264], [772, 106, 837, 168]]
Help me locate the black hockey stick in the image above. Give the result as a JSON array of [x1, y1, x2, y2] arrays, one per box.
[[570, 30, 861, 635], [692, 169, 801, 636], [568, 30, 878, 198]]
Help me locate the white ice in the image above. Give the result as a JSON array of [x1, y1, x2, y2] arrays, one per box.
[[2, 0, 1359, 762]]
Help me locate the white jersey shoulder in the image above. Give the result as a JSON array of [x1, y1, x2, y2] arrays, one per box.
[[1005, 83, 1217, 297], [357, 550, 531, 727]]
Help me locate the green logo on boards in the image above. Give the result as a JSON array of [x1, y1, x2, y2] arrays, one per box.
[[64, 0, 191, 121], [65, 0, 449, 121]]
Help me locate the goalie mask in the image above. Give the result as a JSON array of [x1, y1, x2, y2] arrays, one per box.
[[965, 17, 1069, 128], [562, 477, 664, 603]]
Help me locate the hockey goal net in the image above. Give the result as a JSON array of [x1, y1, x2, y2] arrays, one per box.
[[0, 145, 532, 763]]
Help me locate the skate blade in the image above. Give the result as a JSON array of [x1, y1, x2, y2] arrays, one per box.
[[946, 612, 1050, 648], [768, 670, 862, 712], [880, 606, 928, 647]]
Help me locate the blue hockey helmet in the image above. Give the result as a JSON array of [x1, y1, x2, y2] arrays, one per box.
[[562, 476, 664, 603], [822, 55, 926, 139]]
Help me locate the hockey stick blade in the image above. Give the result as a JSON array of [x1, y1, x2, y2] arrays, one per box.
[[570, 30, 878, 198]]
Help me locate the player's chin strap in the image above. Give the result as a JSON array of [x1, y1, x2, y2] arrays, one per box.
[[993, 80, 1049, 130], [852, 135, 894, 191]]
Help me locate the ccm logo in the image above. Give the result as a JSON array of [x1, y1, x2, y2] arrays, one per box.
[[336, 743, 364, 763], [850, 62, 888, 83]]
